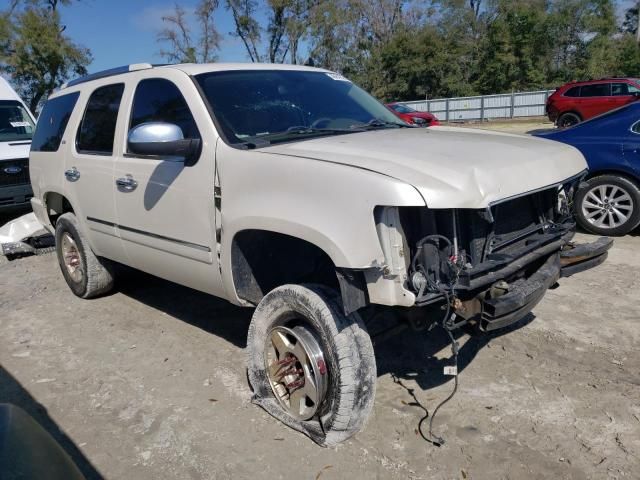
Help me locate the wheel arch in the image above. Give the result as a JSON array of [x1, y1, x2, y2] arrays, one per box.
[[42, 191, 76, 227], [228, 228, 369, 313]]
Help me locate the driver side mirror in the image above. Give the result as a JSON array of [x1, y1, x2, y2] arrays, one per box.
[[127, 122, 201, 166]]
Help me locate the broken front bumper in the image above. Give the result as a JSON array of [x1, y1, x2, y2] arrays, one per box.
[[479, 237, 612, 331]]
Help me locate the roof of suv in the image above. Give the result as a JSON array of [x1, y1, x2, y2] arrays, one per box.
[[60, 62, 331, 91], [561, 78, 639, 88]]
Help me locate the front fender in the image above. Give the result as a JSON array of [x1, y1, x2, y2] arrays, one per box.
[[216, 142, 425, 304]]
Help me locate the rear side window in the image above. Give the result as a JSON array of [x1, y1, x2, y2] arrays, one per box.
[[31, 92, 80, 152], [580, 83, 610, 97], [129, 78, 200, 141], [76, 83, 125, 154], [563, 86, 580, 97], [611, 83, 630, 96]]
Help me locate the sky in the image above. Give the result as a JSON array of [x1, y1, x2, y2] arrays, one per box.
[[57, 0, 261, 73]]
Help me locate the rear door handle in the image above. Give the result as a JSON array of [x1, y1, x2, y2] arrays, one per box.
[[116, 174, 138, 191], [64, 167, 80, 182]]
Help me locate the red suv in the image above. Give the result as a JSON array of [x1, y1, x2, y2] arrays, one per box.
[[546, 78, 640, 127]]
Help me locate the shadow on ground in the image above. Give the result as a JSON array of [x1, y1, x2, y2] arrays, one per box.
[[0, 367, 104, 480], [115, 265, 532, 391]]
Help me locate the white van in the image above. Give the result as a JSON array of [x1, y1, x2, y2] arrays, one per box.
[[0, 77, 36, 212]]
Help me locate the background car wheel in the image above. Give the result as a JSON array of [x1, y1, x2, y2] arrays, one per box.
[[246, 284, 376, 446], [55, 213, 115, 298], [557, 112, 581, 128], [574, 175, 640, 236]]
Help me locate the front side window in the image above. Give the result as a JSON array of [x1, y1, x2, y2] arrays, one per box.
[[580, 83, 610, 97], [628, 84, 640, 94], [563, 86, 581, 97], [129, 78, 200, 142], [76, 83, 124, 154], [31, 92, 80, 152], [195, 70, 406, 147], [0, 100, 35, 142]]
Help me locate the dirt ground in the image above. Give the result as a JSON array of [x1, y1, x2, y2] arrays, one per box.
[[0, 223, 638, 479], [448, 116, 554, 135], [1, 118, 639, 479]]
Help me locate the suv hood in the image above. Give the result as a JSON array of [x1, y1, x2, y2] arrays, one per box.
[[259, 126, 587, 208]]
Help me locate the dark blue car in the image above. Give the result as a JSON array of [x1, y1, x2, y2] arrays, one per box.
[[535, 102, 640, 235]]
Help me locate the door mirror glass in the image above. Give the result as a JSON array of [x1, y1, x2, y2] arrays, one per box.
[[127, 122, 201, 165]]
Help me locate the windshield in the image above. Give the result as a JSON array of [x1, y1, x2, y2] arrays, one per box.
[[195, 70, 407, 146], [0, 100, 35, 142], [390, 104, 416, 114]]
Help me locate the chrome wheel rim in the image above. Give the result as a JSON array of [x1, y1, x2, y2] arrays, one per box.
[[264, 325, 328, 421], [581, 184, 633, 230], [61, 232, 83, 283]]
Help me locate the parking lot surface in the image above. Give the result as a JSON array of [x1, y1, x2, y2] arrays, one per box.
[[1, 229, 639, 480]]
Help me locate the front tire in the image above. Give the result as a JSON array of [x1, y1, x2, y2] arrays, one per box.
[[55, 213, 115, 298], [574, 175, 640, 236], [246, 284, 376, 446]]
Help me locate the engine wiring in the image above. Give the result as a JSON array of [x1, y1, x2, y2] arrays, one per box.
[[410, 234, 465, 447]]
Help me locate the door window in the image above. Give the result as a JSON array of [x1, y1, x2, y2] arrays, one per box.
[[580, 83, 610, 97], [129, 78, 200, 144], [564, 86, 581, 97], [611, 83, 631, 96], [76, 83, 125, 154], [31, 92, 80, 152]]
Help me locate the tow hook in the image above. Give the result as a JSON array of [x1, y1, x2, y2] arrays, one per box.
[[560, 237, 613, 277]]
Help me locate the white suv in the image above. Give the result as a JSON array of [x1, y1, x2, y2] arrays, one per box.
[[29, 63, 611, 445]]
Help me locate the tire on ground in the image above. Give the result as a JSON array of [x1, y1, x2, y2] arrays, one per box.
[[55, 212, 115, 298], [557, 112, 581, 128], [574, 174, 640, 236], [246, 284, 376, 446]]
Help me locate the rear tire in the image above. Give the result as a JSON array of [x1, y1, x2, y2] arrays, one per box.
[[574, 175, 640, 236], [55, 213, 115, 298], [557, 112, 581, 128], [246, 284, 376, 446]]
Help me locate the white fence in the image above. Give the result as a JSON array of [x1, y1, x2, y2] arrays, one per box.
[[399, 89, 555, 122]]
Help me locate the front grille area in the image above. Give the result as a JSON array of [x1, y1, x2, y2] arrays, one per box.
[[0, 158, 30, 186], [401, 187, 560, 268]]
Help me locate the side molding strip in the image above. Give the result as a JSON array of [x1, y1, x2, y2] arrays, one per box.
[[86, 216, 211, 253]]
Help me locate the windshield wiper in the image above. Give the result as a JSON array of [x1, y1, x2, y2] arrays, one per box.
[[350, 118, 411, 130], [284, 125, 359, 134]]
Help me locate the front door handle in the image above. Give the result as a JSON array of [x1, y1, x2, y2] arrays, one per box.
[[116, 174, 138, 191], [64, 167, 80, 182]]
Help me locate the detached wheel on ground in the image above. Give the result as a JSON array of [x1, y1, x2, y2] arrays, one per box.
[[54, 213, 115, 298], [246, 284, 376, 446], [574, 175, 640, 236], [557, 112, 581, 128]]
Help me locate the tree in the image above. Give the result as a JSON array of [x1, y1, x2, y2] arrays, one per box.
[[0, 5, 91, 112], [226, 0, 263, 61], [158, 0, 221, 63], [226, 0, 317, 63]]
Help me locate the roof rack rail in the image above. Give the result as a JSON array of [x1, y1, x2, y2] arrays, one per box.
[[62, 63, 154, 89]]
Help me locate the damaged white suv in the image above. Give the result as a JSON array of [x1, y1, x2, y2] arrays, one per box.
[[29, 63, 611, 445]]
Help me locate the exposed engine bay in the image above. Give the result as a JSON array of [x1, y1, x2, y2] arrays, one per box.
[[372, 175, 612, 333]]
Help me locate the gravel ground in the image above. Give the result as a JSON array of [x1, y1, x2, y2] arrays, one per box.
[[447, 117, 554, 135], [1, 227, 639, 480]]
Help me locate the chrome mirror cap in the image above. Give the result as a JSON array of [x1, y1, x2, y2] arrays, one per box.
[[128, 122, 184, 144]]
